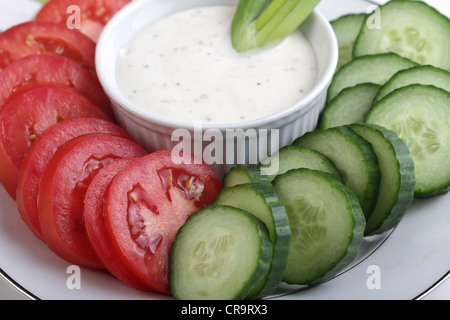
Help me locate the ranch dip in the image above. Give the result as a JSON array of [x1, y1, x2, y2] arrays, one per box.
[[116, 5, 317, 125]]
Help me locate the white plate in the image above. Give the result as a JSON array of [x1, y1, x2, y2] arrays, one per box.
[[1, 0, 449, 300]]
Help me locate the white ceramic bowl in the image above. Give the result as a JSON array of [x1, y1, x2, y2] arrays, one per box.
[[96, 0, 338, 178]]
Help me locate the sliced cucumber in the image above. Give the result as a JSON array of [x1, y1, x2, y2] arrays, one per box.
[[327, 52, 418, 102], [348, 123, 415, 236], [331, 13, 366, 71], [259, 145, 342, 182], [169, 204, 273, 300], [320, 83, 380, 129], [374, 65, 450, 103], [292, 126, 380, 219], [222, 166, 270, 187], [272, 168, 365, 285], [214, 183, 290, 298], [353, 0, 450, 72], [366, 84, 450, 197]]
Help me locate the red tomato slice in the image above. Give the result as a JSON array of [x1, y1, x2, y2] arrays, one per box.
[[0, 85, 112, 199], [104, 150, 223, 294], [84, 157, 152, 290], [16, 118, 132, 241], [37, 133, 147, 269], [0, 54, 112, 117], [35, 0, 132, 42], [0, 21, 96, 73], [0, 87, 114, 199]]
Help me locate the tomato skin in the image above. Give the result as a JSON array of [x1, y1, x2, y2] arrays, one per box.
[[84, 157, 152, 290], [0, 54, 112, 117], [104, 150, 222, 294], [0, 21, 96, 72], [0, 85, 112, 199], [16, 118, 132, 241], [35, 0, 132, 42], [37, 133, 147, 269]]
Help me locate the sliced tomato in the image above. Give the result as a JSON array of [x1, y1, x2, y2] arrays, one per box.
[[104, 150, 223, 294], [0, 54, 113, 117], [37, 133, 147, 269], [35, 0, 132, 42], [16, 118, 132, 241], [0, 21, 96, 73], [84, 157, 152, 290], [0, 85, 113, 199]]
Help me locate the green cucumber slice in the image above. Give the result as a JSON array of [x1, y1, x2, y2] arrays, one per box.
[[292, 126, 380, 219], [214, 183, 290, 298], [259, 145, 342, 182], [327, 52, 418, 102], [272, 168, 365, 285], [320, 82, 381, 129], [348, 123, 415, 236], [353, 0, 450, 72], [222, 166, 270, 187], [331, 13, 366, 71], [169, 204, 273, 300], [374, 65, 450, 103], [366, 84, 450, 197]]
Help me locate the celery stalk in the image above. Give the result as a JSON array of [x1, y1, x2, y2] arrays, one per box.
[[254, 0, 289, 31], [231, 0, 271, 52], [231, 0, 321, 52]]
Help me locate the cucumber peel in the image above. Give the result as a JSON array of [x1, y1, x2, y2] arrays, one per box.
[[348, 123, 415, 236], [231, 0, 320, 52], [214, 182, 291, 298], [222, 166, 270, 187]]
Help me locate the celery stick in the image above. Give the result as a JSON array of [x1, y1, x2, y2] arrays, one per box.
[[259, 0, 320, 44], [254, 0, 303, 44], [232, 0, 321, 52], [254, 0, 288, 31], [231, 0, 271, 52]]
